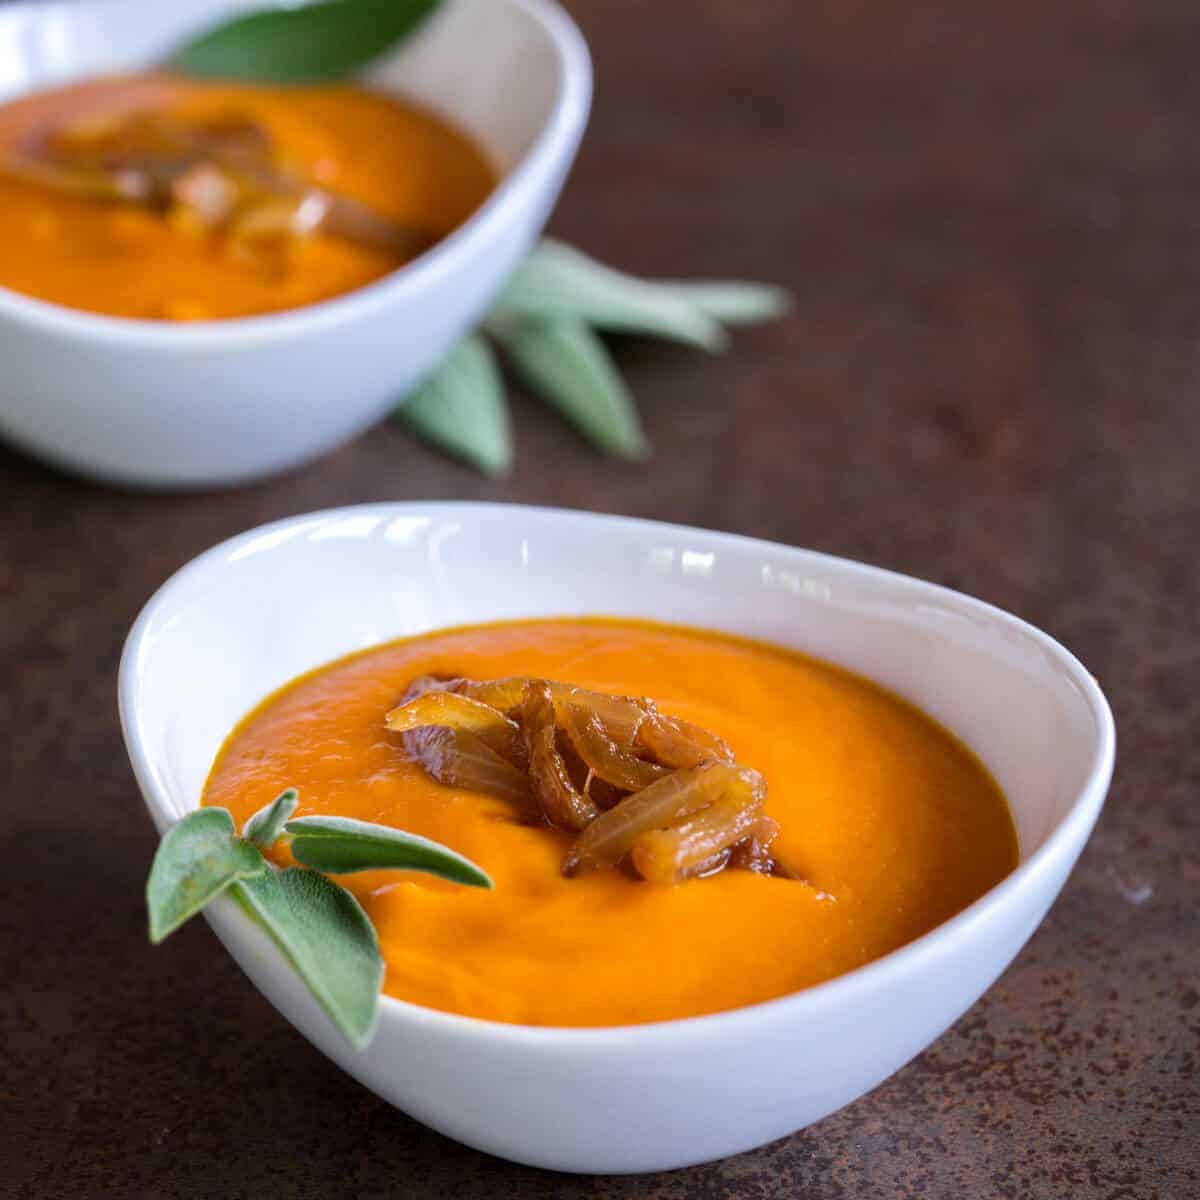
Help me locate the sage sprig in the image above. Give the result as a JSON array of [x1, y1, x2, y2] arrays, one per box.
[[145, 790, 491, 1048], [234, 867, 383, 1046], [147, 807, 266, 943], [398, 240, 791, 473], [498, 315, 649, 460], [400, 335, 511, 476], [491, 240, 729, 351], [656, 280, 795, 326], [287, 815, 493, 886], [171, 0, 442, 83], [242, 786, 298, 849]]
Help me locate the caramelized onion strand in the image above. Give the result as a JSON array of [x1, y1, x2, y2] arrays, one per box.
[[400, 726, 531, 808], [392, 671, 786, 885], [630, 768, 765, 885], [636, 708, 735, 769], [519, 681, 600, 832], [562, 704, 667, 792], [562, 763, 740, 876], [386, 690, 525, 766]]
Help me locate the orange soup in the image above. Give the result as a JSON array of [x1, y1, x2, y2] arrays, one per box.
[[203, 619, 1018, 1027], [0, 74, 495, 319]]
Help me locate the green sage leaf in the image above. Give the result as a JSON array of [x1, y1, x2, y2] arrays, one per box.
[[492, 239, 728, 352], [146, 808, 266, 943], [243, 787, 299, 850], [396, 334, 512, 475], [659, 281, 793, 325], [171, 0, 442, 83], [286, 816, 492, 888], [498, 316, 650, 458], [234, 867, 383, 1049]]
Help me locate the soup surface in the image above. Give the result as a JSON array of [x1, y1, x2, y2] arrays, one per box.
[[0, 75, 495, 319], [203, 618, 1018, 1026]]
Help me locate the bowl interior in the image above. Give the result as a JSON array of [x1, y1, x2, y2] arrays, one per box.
[[122, 504, 1111, 867], [0, 0, 569, 174]]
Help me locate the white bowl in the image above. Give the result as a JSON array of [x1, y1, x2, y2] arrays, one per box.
[[0, 0, 590, 487], [119, 503, 1115, 1173]]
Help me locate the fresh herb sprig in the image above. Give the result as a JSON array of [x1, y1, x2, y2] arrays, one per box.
[[170, 0, 791, 473], [399, 241, 790, 474], [146, 789, 491, 1048], [171, 0, 442, 83]]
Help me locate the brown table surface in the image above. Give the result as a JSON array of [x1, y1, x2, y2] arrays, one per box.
[[3, 0, 1197, 1196]]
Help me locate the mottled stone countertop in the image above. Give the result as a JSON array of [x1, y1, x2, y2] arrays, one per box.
[[1, 0, 1196, 1196]]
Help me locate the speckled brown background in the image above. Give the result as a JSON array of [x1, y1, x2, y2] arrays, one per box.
[[2, 0, 1197, 1196]]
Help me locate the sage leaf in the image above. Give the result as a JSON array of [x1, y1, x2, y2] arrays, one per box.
[[286, 816, 492, 888], [146, 808, 266, 943], [243, 787, 299, 850], [492, 239, 728, 352], [171, 0, 441, 83], [659, 281, 793, 326], [396, 334, 512, 475], [498, 316, 649, 458], [234, 868, 383, 1049]]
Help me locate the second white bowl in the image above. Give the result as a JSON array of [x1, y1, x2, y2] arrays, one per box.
[[0, 0, 590, 487]]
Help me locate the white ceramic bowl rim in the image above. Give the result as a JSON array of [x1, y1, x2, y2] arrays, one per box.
[[120, 502, 1116, 1049], [0, 0, 590, 347]]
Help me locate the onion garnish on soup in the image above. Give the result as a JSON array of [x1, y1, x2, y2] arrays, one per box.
[[2, 102, 432, 260], [0, 76, 495, 319], [386, 675, 789, 883]]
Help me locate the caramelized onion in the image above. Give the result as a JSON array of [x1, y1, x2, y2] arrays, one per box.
[[583, 775, 625, 811], [519, 682, 599, 832], [401, 675, 466, 702], [401, 726, 530, 807], [562, 704, 667, 792], [562, 763, 740, 876], [0, 152, 146, 201], [385, 690, 525, 767], [457, 676, 528, 714], [5, 104, 433, 257], [630, 768, 765, 885], [464, 677, 647, 742], [170, 161, 238, 227], [728, 814, 782, 874], [548, 685, 647, 743], [692, 847, 733, 877], [636, 708, 735, 768], [392, 671, 788, 886], [320, 190, 433, 259]]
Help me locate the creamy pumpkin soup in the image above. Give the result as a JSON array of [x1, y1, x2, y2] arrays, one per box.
[[203, 618, 1018, 1027], [0, 74, 495, 319]]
